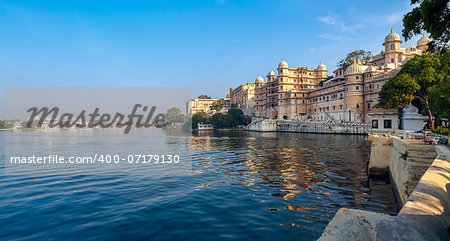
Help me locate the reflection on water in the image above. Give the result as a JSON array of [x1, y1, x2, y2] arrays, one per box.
[[0, 129, 396, 241]]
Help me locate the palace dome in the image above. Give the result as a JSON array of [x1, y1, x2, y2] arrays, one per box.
[[268, 70, 275, 76], [317, 60, 326, 70], [278, 58, 288, 69], [417, 33, 431, 47], [345, 61, 366, 75], [385, 28, 401, 42], [255, 74, 264, 83], [364, 65, 376, 73]]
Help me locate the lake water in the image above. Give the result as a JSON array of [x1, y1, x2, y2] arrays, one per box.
[[0, 129, 397, 240]]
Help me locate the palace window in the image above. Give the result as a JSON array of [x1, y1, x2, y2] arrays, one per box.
[[340, 105, 343, 109], [368, 103, 371, 109], [356, 86, 359, 90], [356, 104, 359, 109], [384, 120, 392, 129], [391, 59, 394, 63], [372, 120, 378, 128], [356, 76, 359, 80], [390, 43, 394, 50]]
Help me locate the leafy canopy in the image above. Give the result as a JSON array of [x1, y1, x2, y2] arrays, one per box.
[[210, 101, 222, 111], [402, 0, 450, 50], [337, 50, 372, 70]]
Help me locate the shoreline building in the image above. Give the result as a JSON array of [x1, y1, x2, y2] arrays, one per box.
[[186, 98, 218, 116], [232, 28, 430, 122], [229, 83, 256, 116]]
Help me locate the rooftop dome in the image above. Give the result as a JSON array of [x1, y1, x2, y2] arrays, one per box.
[[317, 60, 327, 70], [385, 28, 401, 43], [417, 33, 431, 47], [255, 74, 264, 83], [364, 65, 376, 73], [278, 58, 288, 69], [345, 60, 366, 75], [268, 70, 275, 76]]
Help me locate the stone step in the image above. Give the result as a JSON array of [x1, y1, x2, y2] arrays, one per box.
[[407, 150, 437, 159], [407, 170, 427, 182], [405, 157, 435, 163], [406, 183, 418, 195], [405, 161, 432, 173]]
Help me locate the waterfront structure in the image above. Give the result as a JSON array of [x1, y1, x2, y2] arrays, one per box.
[[368, 108, 399, 131], [186, 98, 218, 116], [232, 29, 430, 122]]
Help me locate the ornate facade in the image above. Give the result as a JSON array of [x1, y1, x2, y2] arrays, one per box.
[[229, 83, 255, 115], [233, 28, 430, 122]]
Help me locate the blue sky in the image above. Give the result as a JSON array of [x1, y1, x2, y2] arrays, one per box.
[[1, 0, 425, 103]]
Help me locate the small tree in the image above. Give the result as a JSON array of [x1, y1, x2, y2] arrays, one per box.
[[337, 50, 372, 70], [198, 94, 211, 99], [210, 101, 222, 111], [166, 107, 186, 123], [0, 120, 4, 129]]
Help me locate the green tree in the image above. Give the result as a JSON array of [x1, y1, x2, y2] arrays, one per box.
[[429, 77, 450, 122], [230, 103, 238, 108], [227, 108, 246, 125], [378, 53, 449, 129], [337, 50, 372, 70], [377, 74, 420, 109], [198, 94, 211, 99], [402, 0, 450, 50], [0, 120, 4, 129], [210, 101, 222, 111], [191, 112, 208, 129], [209, 113, 235, 129], [166, 107, 187, 123]]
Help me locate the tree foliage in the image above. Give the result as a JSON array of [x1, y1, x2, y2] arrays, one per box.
[[209, 113, 236, 129], [191, 112, 208, 129], [210, 101, 222, 111], [378, 52, 449, 129], [337, 50, 372, 70], [0, 120, 4, 129], [402, 0, 450, 50], [198, 94, 211, 99], [227, 108, 246, 125], [166, 107, 187, 123]]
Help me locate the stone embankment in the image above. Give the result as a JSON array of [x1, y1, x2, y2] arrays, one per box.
[[245, 119, 371, 134], [318, 131, 450, 240]]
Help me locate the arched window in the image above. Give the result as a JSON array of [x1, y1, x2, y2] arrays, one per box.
[[390, 43, 395, 50], [356, 104, 360, 109]]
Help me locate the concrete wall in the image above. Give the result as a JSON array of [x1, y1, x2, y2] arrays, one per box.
[[245, 119, 371, 134], [389, 138, 437, 206], [367, 134, 393, 174], [318, 140, 449, 241]]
